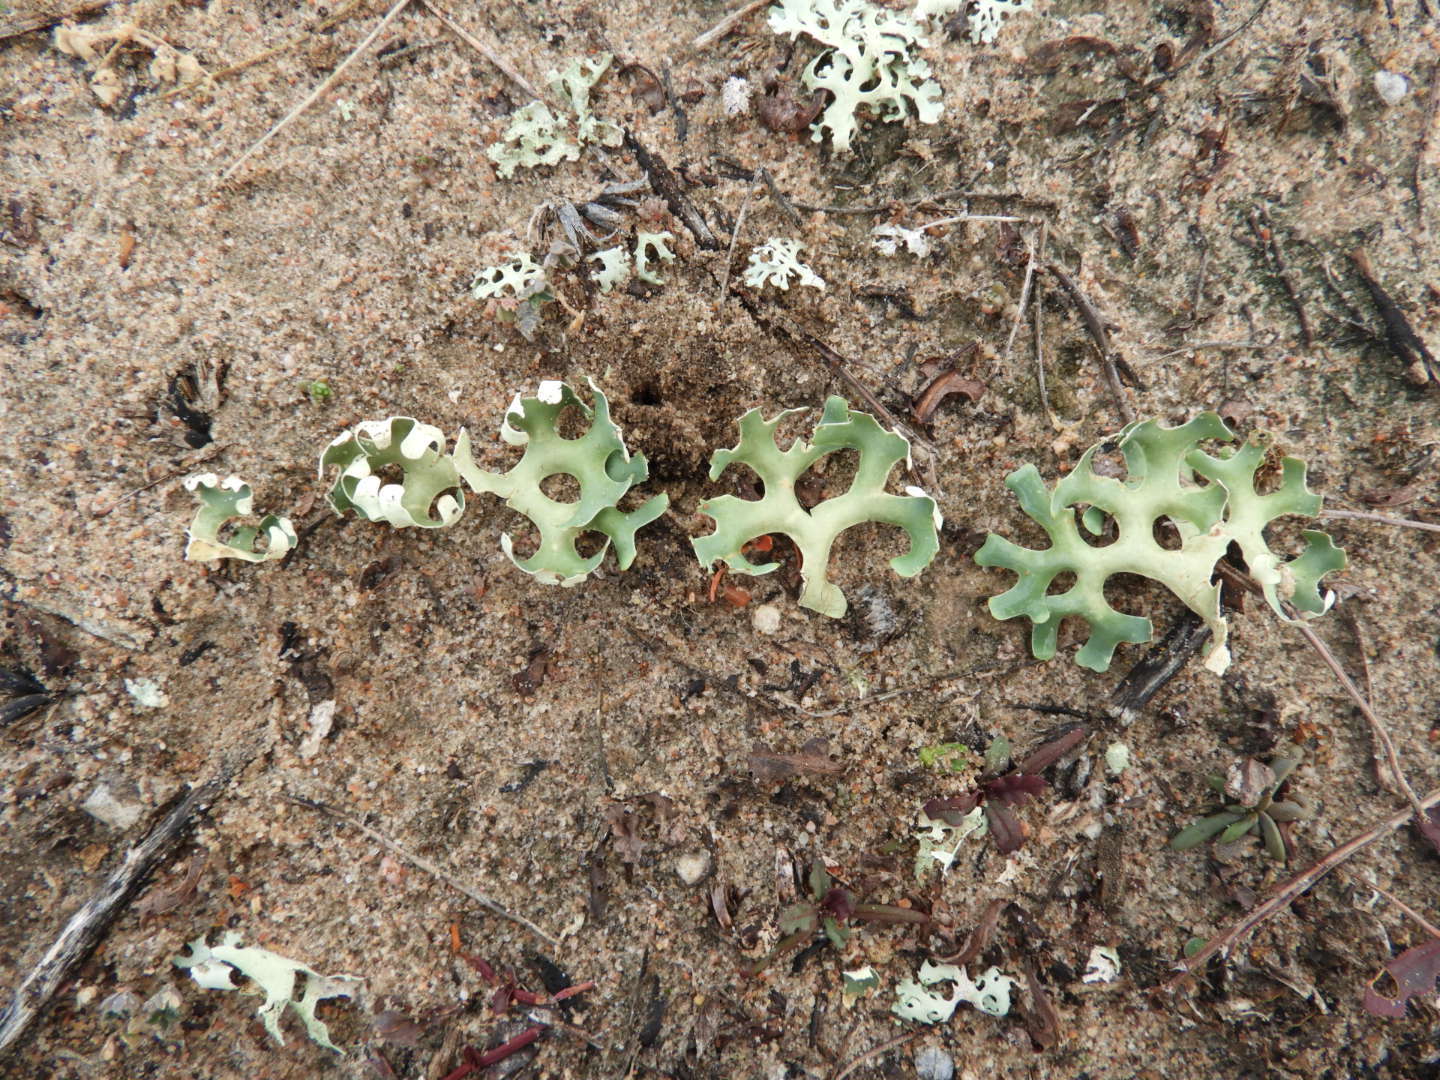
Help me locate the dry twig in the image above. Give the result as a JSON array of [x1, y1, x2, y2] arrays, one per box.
[[220, 0, 412, 182], [1163, 785, 1440, 989], [0, 750, 252, 1053], [286, 793, 559, 946], [419, 0, 542, 100], [1321, 508, 1440, 534], [1047, 264, 1136, 423], [691, 0, 769, 49]]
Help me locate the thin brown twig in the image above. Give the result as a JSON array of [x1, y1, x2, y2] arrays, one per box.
[[1047, 264, 1136, 423], [1362, 879, 1440, 939], [1162, 785, 1440, 989], [719, 170, 762, 302], [1320, 508, 1440, 534], [1002, 223, 1041, 362], [1292, 619, 1426, 823], [285, 793, 559, 947], [162, 0, 370, 99], [418, 0, 542, 100], [220, 0, 412, 182], [691, 0, 769, 49], [1413, 58, 1440, 223], [0, 749, 253, 1052], [828, 1031, 918, 1080], [1249, 207, 1313, 347]]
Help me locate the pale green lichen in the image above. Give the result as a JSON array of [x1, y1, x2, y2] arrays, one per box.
[[634, 231, 676, 284], [744, 237, 826, 291], [455, 380, 668, 586], [913, 0, 1033, 44], [183, 473, 296, 562], [693, 396, 941, 618], [893, 960, 1016, 1023], [320, 417, 464, 529], [174, 932, 362, 1052], [472, 251, 547, 300], [487, 55, 621, 178], [589, 245, 631, 292], [975, 413, 1346, 674], [768, 0, 943, 152]]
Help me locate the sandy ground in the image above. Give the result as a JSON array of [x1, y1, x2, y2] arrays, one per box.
[[2, 0, 1440, 1076]]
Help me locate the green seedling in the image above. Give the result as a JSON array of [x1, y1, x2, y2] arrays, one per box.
[[976, 413, 1346, 674], [455, 380, 668, 586], [745, 858, 928, 976], [182, 473, 296, 563], [304, 379, 332, 405], [694, 396, 941, 618], [321, 417, 465, 529], [1169, 744, 1310, 863]]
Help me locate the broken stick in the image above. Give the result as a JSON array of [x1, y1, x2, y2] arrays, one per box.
[[0, 751, 250, 1054]]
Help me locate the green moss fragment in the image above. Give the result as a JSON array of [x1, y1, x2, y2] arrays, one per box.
[[693, 396, 941, 617]]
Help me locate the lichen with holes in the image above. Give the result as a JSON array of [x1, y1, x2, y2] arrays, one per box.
[[693, 396, 941, 617], [455, 380, 668, 585], [183, 473, 296, 562], [768, 0, 943, 152], [320, 417, 465, 529], [487, 55, 621, 178], [975, 413, 1346, 674]]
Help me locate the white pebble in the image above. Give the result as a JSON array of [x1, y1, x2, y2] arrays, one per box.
[[675, 851, 710, 885]]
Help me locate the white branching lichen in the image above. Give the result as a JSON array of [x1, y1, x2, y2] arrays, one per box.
[[744, 237, 826, 291]]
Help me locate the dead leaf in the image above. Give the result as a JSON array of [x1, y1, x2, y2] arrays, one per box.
[[372, 1009, 425, 1046], [748, 738, 843, 783], [137, 853, 207, 916], [1364, 937, 1440, 1018], [912, 371, 985, 424]]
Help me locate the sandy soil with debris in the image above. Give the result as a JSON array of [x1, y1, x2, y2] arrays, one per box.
[[2, 0, 1440, 1076]]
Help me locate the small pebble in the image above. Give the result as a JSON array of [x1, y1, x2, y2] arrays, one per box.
[[1375, 70, 1410, 106], [915, 1046, 955, 1080]]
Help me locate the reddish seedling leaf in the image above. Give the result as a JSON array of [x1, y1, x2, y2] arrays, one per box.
[[1417, 807, 1440, 858], [1015, 726, 1089, 775], [1364, 938, 1440, 1018], [985, 772, 1047, 807], [985, 803, 1026, 854], [924, 793, 981, 824]]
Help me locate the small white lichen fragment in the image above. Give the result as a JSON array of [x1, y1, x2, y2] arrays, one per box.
[[124, 677, 168, 709], [174, 932, 362, 1052], [914, 805, 985, 876], [589, 246, 631, 292], [1104, 741, 1130, 775], [769, 0, 943, 152], [472, 252, 547, 300], [893, 961, 1016, 1023], [82, 782, 145, 830], [634, 231, 677, 284], [842, 966, 880, 1001], [872, 223, 932, 258], [1374, 70, 1409, 106], [1083, 945, 1122, 984], [183, 473, 296, 563], [914, 0, 1033, 44], [744, 238, 825, 291], [751, 603, 783, 635], [723, 76, 753, 116]]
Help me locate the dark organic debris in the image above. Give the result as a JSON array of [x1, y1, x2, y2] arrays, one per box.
[[0, 663, 51, 727], [372, 1009, 425, 1047], [748, 737, 843, 783], [1350, 247, 1439, 386]]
